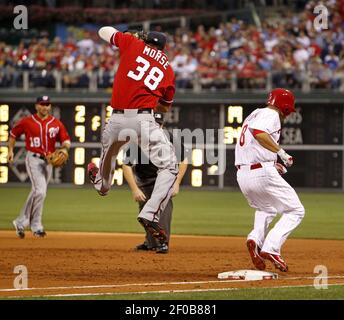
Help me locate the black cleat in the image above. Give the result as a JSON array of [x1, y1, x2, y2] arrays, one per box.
[[13, 221, 25, 239], [33, 230, 47, 238], [137, 218, 168, 244], [135, 243, 156, 251], [156, 243, 169, 254], [97, 190, 108, 196]]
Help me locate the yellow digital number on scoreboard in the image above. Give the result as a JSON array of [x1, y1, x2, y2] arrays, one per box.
[[227, 106, 243, 124], [74, 167, 85, 185], [106, 105, 112, 123], [75, 105, 85, 123], [0, 105, 9, 122], [0, 124, 9, 142], [192, 149, 203, 167], [75, 125, 85, 143], [191, 169, 202, 187], [223, 126, 242, 144], [224, 105, 243, 144], [0, 147, 8, 164], [0, 166, 8, 184], [74, 148, 85, 165], [74, 105, 86, 143], [91, 115, 101, 131]]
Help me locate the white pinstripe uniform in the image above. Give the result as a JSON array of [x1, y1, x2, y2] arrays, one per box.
[[235, 108, 305, 255]]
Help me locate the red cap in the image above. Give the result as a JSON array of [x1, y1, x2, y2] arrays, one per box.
[[267, 88, 295, 116]]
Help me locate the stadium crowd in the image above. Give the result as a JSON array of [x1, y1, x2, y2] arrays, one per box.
[[0, 0, 343, 91]]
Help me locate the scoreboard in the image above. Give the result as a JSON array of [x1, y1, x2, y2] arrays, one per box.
[[0, 101, 343, 189], [220, 103, 343, 189]]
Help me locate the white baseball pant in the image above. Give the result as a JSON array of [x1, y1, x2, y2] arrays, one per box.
[[237, 161, 305, 255]]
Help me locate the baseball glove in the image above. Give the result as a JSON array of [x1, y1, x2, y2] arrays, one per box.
[[46, 148, 69, 167], [127, 30, 148, 42]]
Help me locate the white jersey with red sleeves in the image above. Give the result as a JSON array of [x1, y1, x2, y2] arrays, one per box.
[[10, 114, 70, 156], [235, 107, 281, 165]]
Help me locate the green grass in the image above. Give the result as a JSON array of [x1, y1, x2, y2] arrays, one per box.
[[0, 187, 343, 239], [5, 285, 344, 300]]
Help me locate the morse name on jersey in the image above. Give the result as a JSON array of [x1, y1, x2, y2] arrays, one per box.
[[143, 45, 169, 70]]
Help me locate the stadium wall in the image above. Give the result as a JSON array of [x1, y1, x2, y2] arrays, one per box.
[[0, 91, 343, 191]]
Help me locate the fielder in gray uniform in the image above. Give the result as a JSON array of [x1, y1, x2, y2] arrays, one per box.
[[8, 96, 71, 238], [123, 113, 188, 253], [88, 26, 178, 251]]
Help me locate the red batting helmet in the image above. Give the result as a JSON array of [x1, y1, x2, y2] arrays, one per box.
[[267, 88, 295, 116]]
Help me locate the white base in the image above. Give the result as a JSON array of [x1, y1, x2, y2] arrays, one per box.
[[218, 269, 278, 281]]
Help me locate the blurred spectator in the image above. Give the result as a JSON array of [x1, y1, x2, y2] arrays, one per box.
[[0, 0, 343, 91], [171, 50, 198, 89]]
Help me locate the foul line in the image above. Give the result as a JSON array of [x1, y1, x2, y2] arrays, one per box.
[[4, 283, 344, 299], [0, 275, 344, 293]]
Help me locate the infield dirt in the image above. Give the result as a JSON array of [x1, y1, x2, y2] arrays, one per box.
[[0, 232, 343, 298]]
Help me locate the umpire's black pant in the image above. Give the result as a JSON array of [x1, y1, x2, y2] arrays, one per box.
[[138, 184, 173, 248]]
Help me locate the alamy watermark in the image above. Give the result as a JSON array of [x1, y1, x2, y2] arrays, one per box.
[[13, 265, 28, 289], [0, 265, 28, 290], [313, 265, 328, 290], [313, 4, 329, 31], [118, 125, 227, 175], [13, 5, 28, 30]]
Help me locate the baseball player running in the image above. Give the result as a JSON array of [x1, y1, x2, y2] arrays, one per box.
[[88, 27, 177, 250], [123, 112, 188, 253], [8, 96, 71, 238], [235, 88, 305, 272]]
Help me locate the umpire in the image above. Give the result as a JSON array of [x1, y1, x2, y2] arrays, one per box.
[[123, 113, 188, 254]]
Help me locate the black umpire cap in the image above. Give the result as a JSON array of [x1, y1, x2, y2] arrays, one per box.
[[146, 31, 167, 50], [36, 95, 51, 104]]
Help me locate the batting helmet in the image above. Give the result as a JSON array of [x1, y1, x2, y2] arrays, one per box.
[[267, 88, 295, 117], [145, 31, 167, 50]]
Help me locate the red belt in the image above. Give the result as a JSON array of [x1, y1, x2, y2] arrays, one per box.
[[236, 163, 263, 170]]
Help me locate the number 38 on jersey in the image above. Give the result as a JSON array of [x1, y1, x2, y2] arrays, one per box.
[[127, 56, 164, 91]]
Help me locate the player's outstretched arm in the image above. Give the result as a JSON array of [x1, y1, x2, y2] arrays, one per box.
[[123, 164, 147, 202], [254, 132, 293, 167], [172, 158, 188, 197], [254, 132, 280, 153], [7, 136, 16, 164], [98, 26, 118, 43]]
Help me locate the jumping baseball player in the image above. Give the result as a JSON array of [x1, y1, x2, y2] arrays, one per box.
[[123, 112, 188, 254], [8, 96, 71, 238], [88, 27, 177, 251], [235, 88, 305, 272]]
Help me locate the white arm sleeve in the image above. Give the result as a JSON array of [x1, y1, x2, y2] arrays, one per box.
[[98, 26, 118, 44]]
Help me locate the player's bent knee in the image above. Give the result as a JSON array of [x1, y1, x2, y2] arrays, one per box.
[[295, 205, 305, 218], [34, 190, 47, 199]]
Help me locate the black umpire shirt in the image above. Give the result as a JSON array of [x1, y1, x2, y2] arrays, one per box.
[[123, 131, 188, 188]]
